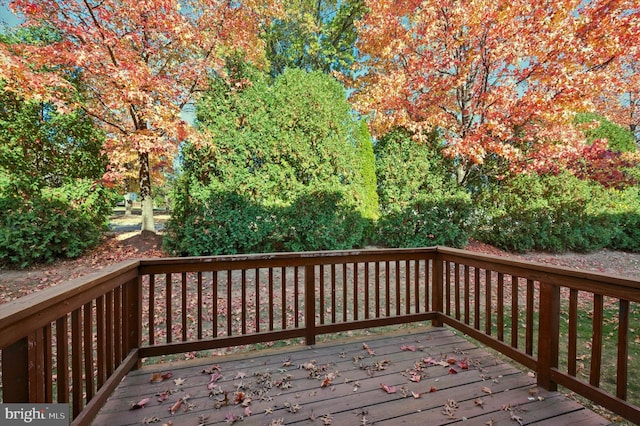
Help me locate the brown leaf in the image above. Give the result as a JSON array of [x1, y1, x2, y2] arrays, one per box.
[[169, 398, 182, 415], [130, 397, 150, 410], [482, 386, 493, 395], [362, 343, 375, 356]]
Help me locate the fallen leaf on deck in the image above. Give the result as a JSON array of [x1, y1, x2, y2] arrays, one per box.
[[173, 377, 185, 386], [448, 367, 458, 374], [482, 386, 493, 395], [169, 397, 185, 415], [149, 372, 172, 383], [511, 412, 524, 425], [401, 344, 416, 352], [363, 343, 375, 356], [130, 398, 150, 410], [380, 383, 397, 394]]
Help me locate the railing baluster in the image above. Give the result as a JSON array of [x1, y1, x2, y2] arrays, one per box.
[[197, 272, 203, 339], [414, 260, 420, 314], [568, 289, 578, 376], [590, 294, 604, 388], [114, 286, 122, 362], [71, 308, 83, 417], [617, 299, 630, 400], [304, 264, 316, 345], [182, 272, 188, 341], [354, 262, 359, 321], [281, 267, 287, 330], [319, 265, 325, 325], [510, 276, 518, 348], [56, 316, 69, 403], [474, 268, 480, 330], [424, 259, 430, 313], [405, 260, 411, 315], [268, 268, 274, 331], [44, 324, 53, 402], [375, 262, 381, 317], [365, 262, 370, 319], [105, 292, 113, 376], [445, 261, 451, 316], [294, 267, 300, 328], [464, 265, 470, 324], [165, 273, 172, 343], [385, 261, 391, 317], [497, 273, 504, 341], [96, 295, 106, 387], [255, 268, 261, 333], [212, 271, 218, 337], [148, 274, 155, 345], [83, 302, 94, 401], [454, 263, 461, 320], [241, 270, 247, 334], [342, 264, 348, 321], [485, 270, 492, 335], [526, 279, 535, 355], [228, 271, 233, 335], [331, 264, 336, 323]]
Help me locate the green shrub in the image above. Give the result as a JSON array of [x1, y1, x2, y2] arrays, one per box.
[[280, 190, 366, 252], [164, 187, 367, 256], [474, 172, 628, 253], [606, 187, 640, 252], [163, 190, 276, 256], [0, 179, 115, 268], [376, 192, 473, 248]]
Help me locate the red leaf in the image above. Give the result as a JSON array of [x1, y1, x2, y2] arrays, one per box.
[[448, 368, 458, 374], [380, 383, 397, 394]]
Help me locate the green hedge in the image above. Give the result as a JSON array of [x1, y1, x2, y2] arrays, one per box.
[[163, 188, 366, 256], [376, 192, 473, 248], [475, 173, 640, 253]]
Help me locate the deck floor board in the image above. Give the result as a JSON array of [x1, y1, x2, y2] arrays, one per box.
[[93, 327, 611, 425]]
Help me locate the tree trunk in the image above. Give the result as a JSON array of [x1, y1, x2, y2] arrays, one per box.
[[139, 151, 155, 233]]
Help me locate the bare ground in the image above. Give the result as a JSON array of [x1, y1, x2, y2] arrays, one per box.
[[1, 218, 639, 304]]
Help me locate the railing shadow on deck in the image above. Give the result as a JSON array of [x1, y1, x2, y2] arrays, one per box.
[[1, 246, 639, 425]]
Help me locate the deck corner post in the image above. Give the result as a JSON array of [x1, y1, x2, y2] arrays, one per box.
[[304, 264, 316, 346], [431, 251, 444, 327], [2, 337, 30, 402], [537, 281, 560, 391]]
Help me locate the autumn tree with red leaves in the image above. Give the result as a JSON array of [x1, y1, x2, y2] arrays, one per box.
[[1, 0, 279, 232], [351, 0, 640, 187]]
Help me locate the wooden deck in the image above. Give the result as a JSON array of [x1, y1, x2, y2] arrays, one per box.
[[93, 327, 611, 425]]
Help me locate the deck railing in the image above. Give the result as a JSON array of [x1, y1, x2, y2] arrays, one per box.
[[1, 247, 639, 424]]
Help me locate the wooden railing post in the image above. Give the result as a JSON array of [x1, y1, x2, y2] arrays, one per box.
[[2, 337, 30, 402], [305, 264, 316, 346], [537, 281, 560, 391], [432, 251, 443, 327]]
